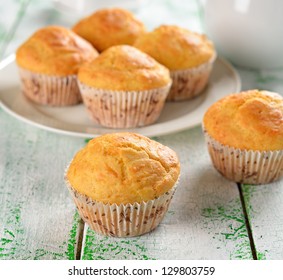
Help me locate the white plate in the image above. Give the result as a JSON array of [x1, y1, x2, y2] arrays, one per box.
[[0, 55, 241, 138]]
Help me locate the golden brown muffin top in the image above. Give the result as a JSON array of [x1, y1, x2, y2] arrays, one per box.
[[203, 90, 283, 151], [72, 8, 146, 52], [134, 25, 215, 70], [16, 26, 99, 76], [78, 45, 171, 91], [66, 132, 180, 205]]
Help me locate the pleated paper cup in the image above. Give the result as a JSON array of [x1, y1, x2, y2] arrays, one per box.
[[18, 67, 82, 106], [203, 129, 283, 184], [65, 177, 178, 238], [167, 54, 216, 101], [78, 81, 171, 128]]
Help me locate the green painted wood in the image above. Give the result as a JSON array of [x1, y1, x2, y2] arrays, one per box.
[[242, 182, 283, 260], [0, 0, 31, 59], [0, 109, 84, 259], [81, 127, 253, 260]]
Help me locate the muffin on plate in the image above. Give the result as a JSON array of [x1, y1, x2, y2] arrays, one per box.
[[65, 132, 180, 237], [16, 26, 98, 106], [134, 25, 216, 101], [203, 89, 283, 184], [72, 8, 146, 52], [77, 45, 172, 128]]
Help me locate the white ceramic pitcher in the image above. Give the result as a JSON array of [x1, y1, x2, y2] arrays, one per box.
[[200, 0, 283, 69]]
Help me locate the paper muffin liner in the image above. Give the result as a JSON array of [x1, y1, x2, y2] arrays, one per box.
[[65, 176, 178, 237], [78, 81, 171, 128], [167, 54, 216, 101], [18, 67, 82, 106], [203, 129, 283, 184]]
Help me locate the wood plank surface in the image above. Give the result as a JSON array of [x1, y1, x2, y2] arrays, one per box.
[[81, 127, 253, 260], [242, 182, 283, 260], [0, 110, 84, 259], [2, 0, 283, 261]]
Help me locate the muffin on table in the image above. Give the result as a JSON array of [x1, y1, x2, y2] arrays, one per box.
[[134, 25, 216, 101], [16, 26, 98, 106], [65, 132, 180, 237], [72, 8, 146, 52], [77, 45, 172, 128], [203, 89, 283, 184]]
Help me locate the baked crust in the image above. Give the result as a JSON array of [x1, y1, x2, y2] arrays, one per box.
[[72, 8, 146, 52], [66, 132, 180, 204], [134, 25, 215, 70], [203, 90, 283, 151], [16, 26, 98, 76], [78, 45, 171, 91]]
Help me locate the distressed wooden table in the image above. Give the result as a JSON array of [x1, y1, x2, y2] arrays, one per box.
[[1, 0, 283, 260]]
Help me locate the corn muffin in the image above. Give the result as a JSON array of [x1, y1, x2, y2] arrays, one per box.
[[78, 45, 172, 128], [203, 89, 283, 184], [134, 25, 216, 101], [16, 26, 99, 106], [72, 8, 146, 52], [65, 132, 180, 237]]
